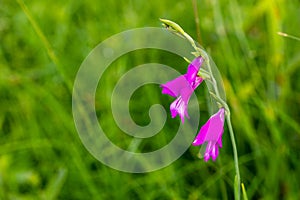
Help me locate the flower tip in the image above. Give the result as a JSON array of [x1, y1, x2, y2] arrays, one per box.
[[170, 111, 177, 118], [203, 155, 209, 162], [195, 56, 204, 63], [192, 138, 201, 146], [160, 84, 178, 97], [192, 139, 197, 146], [190, 56, 204, 69], [159, 18, 185, 35], [180, 118, 185, 124]]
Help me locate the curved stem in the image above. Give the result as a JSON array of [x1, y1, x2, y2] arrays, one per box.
[[208, 65, 241, 200], [198, 49, 241, 200]]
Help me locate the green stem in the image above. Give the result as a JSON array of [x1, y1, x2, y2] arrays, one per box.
[[195, 42, 241, 200], [196, 45, 241, 200], [226, 112, 241, 200], [208, 64, 241, 200]]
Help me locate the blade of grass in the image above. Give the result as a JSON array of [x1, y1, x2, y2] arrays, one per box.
[[277, 32, 300, 42], [16, 0, 71, 90], [241, 183, 248, 200], [43, 168, 68, 200]]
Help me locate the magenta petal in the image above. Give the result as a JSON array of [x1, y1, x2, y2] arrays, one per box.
[[161, 56, 204, 97], [190, 56, 204, 71], [169, 87, 193, 123], [160, 75, 189, 97], [204, 153, 210, 162], [160, 56, 204, 123], [170, 96, 187, 122], [185, 56, 204, 83], [192, 108, 225, 161], [191, 76, 203, 90], [192, 119, 211, 145], [202, 141, 219, 162], [217, 135, 223, 148], [210, 143, 219, 161]]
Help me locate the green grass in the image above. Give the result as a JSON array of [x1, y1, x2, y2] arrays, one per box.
[[1, 0, 300, 199]]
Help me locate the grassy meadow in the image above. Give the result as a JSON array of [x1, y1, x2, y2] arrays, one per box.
[[1, 0, 300, 199]]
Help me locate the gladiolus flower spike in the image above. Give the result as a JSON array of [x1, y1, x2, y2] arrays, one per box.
[[159, 19, 242, 198], [160, 56, 204, 123], [192, 108, 225, 161]]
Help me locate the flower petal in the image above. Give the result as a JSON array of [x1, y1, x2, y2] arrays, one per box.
[[170, 96, 187, 122], [169, 87, 194, 123], [199, 108, 225, 142], [185, 56, 204, 83], [160, 56, 204, 123], [191, 76, 203, 90], [192, 108, 225, 161], [160, 75, 189, 97], [192, 119, 211, 145]]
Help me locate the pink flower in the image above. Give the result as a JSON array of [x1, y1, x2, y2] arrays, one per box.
[[160, 56, 204, 122], [192, 108, 225, 161]]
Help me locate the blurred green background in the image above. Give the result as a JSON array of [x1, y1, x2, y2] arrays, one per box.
[[1, 0, 300, 199]]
